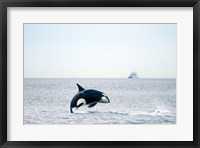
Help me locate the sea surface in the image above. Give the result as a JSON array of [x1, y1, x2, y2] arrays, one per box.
[[24, 78, 176, 124]]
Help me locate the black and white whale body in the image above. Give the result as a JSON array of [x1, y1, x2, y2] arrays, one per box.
[[70, 84, 110, 113]]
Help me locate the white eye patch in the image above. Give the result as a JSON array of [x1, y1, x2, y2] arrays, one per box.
[[77, 98, 86, 106]]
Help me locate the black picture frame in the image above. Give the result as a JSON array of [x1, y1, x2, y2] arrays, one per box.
[[0, 0, 199, 148]]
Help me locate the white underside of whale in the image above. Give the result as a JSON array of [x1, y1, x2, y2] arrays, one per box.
[[99, 96, 109, 103]]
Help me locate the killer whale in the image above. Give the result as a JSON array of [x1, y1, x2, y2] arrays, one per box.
[[70, 84, 110, 113]]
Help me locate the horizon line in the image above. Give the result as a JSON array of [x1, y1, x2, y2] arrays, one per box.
[[24, 77, 176, 79]]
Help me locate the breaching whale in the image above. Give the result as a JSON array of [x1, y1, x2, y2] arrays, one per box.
[[70, 84, 110, 113]]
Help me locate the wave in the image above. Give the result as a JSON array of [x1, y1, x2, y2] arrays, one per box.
[[107, 111, 129, 115], [71, 105, 175, 118]]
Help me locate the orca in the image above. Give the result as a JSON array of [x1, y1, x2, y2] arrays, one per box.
[[70, 84, 110, 113]]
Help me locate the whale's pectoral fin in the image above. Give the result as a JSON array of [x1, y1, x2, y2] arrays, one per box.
[[88, 102, 97, 108], [70, 108, 73, 113]]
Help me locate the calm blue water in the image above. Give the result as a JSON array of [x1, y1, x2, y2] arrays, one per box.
[[24, 78, 176, 124]]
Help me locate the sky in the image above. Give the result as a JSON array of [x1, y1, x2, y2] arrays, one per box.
[[24, 24, 176, 78]]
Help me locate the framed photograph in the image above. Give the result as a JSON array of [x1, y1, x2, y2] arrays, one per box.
[[0, 0, 199, 147]]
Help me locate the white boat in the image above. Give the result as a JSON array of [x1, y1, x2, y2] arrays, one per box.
[[128, 71, 139, 79]]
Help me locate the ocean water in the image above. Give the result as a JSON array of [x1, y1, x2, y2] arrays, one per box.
[[24, 78, 176, 124]]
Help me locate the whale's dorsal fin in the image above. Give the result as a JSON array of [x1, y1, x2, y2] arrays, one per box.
[[76, 83, 85, 92]]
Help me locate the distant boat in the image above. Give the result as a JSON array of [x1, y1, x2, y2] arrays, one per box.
[[128, 71, 139, 79]]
